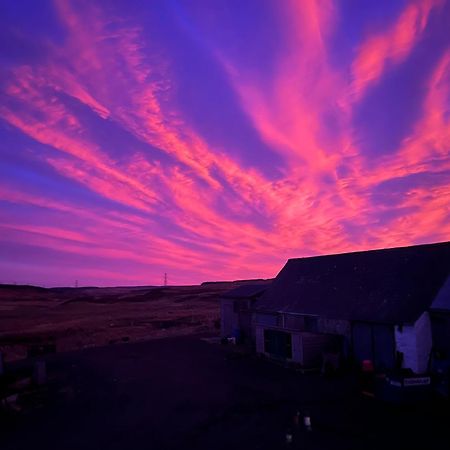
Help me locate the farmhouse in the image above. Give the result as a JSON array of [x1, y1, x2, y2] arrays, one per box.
[[222, 241, 450, 374]]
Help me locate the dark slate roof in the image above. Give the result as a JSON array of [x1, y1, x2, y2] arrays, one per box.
[[255, 241, 450, 324], [222, 284, 269, 299], [431, 275, 450, 312]]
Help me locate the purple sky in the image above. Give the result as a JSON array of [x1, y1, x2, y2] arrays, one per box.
[[0, 0, 449, 287]]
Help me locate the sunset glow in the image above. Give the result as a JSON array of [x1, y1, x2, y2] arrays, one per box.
[[1, 0, 449, 286]]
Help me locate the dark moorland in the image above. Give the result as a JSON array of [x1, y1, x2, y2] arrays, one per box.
[[0, 282, 265, 361]]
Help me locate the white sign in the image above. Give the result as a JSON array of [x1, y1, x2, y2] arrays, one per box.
[[403, 377, 430, 386]]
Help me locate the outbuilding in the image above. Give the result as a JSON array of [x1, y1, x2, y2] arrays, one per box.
[[220, 283, 269, 343]]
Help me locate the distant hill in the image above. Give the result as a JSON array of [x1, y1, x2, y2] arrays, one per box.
[[0, 284, 47, 291], [1, 279, 273, 290], [201, 278, 273, 286]]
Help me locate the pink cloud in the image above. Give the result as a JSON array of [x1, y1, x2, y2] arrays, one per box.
[[355, 50, 450, 188], [351, 0, 443, 100]]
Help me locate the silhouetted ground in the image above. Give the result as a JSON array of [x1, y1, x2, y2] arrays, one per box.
[[0, 282, 270, 361], [1, 336, 449, 450]]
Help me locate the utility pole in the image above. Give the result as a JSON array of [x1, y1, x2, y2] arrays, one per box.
[[164, 273, 168, 286]]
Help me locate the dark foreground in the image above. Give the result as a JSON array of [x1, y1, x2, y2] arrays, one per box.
[[1, 336, 449, 450]]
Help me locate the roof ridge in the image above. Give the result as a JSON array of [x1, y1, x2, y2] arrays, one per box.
[[287, 240, 450, 262]]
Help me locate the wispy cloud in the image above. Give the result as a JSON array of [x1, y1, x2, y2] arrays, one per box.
[[351, 0, 443, 100]]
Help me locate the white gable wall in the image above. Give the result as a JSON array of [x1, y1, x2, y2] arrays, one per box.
[[414, 311, 433, 373], [395, 323, 416, 370], [395, 312, 432, 374]]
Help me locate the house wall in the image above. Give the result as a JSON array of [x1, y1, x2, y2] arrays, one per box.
[[254, 313, 349, 364], [279, 314, 350, 338], [238, 310, 253, 341], [254, 312, 279, 327], [221, 298, 256, 339], [252, 307, 433, 373], [318, 318, 351, 338], [284, 314, 305, 330], [291, 333, 302, 362], [415, 311, 433, 373], [394, 323, 416, 371], [255, 325, 336, 367], [255, 326, 265, 354], [395, 312, 432, 374], [220, 299, 237, 337], [252, 312, 279, 345], [301, 333, 336, 367]]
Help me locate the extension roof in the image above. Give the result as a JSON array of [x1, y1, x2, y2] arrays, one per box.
[[222, 284, 269, 299], [431, 274, 450, 312]]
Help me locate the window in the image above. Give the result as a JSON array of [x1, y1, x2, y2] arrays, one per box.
[[232, 300, 250, 313], [264, 329, 292, 358], [304, 316, 318, 332], [284, 315, 305, 330], [276, 314, 283, 327]]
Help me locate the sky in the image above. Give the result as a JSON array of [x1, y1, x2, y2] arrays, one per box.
[[0, 0, 449, 287]]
